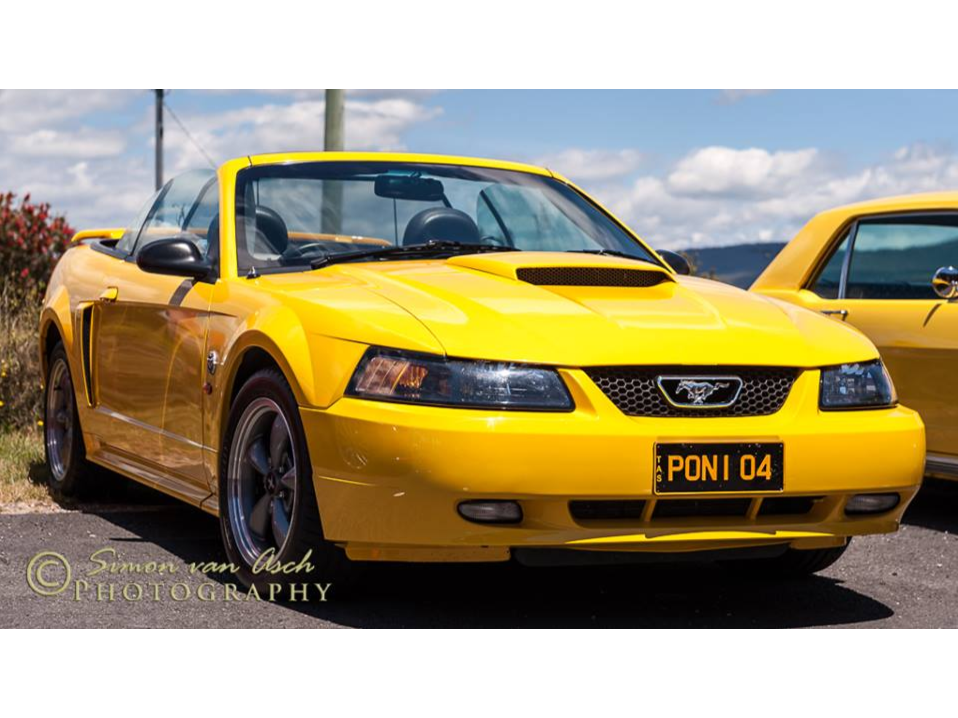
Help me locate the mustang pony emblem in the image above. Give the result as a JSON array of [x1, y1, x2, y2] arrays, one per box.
[[676, 379, 730, 405], [655, 375, 744, 408]]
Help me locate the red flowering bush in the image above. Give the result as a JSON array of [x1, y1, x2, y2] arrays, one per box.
[[0, 192, 74, 301]]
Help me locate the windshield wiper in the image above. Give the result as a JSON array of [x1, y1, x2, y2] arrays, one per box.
[[310, 240, 519, 269], [565, 248, 656, 264]]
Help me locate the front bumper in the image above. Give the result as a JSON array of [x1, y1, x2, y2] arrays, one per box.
[[300, 368, 925, 562]]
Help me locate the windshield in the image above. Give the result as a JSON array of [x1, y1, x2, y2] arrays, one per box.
[[233, 161, 660, 274]]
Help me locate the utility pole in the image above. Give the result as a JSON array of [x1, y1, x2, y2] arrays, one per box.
[[322, 89, 345, 234], [154, 89, 165, 191], [324, 89, 345, 151]]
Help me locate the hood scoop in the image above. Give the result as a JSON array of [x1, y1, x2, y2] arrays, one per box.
[[515, 266, 671, 287], [446, 252, 674, 287]]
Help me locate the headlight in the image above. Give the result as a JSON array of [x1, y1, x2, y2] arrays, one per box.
[[346, 347, 574, 411], [820, 360, 897, 410]]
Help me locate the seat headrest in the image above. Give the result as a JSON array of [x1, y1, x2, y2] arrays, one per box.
[[252, 205, 289, 254], [402, 207, 480, 246]]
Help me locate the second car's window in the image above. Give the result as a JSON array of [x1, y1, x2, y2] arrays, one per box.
[[810, 231, 849, 299], [846, 215, 958, 300]]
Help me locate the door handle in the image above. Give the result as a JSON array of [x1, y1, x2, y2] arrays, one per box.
[[99, 286, 118, 303], [820, 309, 848, 319]]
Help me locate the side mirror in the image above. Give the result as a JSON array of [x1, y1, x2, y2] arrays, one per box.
[[657, 249, 691, 276], [932, 266, 958, 299], [137, 238, 212, 280]]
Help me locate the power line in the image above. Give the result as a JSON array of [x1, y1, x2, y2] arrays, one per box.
[[162, 97, 218, 171]]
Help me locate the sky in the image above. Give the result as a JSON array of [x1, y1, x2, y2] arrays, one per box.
[[2, 89, 958, 249]]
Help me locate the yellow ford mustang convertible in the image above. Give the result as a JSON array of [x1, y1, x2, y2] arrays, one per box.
[[40, 153, 925, 588]]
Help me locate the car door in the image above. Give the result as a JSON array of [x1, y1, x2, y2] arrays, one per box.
[[799, 213, 958, 465], [92, 171, 219, 498]]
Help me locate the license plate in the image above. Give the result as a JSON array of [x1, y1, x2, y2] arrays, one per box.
[[654, 442, 784, 494]]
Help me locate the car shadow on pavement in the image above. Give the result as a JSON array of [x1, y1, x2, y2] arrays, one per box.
[[902, 478, 958, 534], [91, 505, 893, 629], [27, 458, 181, 511]]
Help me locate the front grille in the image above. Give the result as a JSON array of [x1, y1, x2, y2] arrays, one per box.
[[584, 366, 798, 417], [516, 266, 669, 287]]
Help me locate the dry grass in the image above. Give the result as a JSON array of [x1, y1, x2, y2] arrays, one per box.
[[0, 286, 53, 510], [0, 286, 42, 432], [0, 428, 50, 509]]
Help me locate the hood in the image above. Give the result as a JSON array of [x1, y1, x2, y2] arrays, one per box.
[[262, 252, 878, 367]]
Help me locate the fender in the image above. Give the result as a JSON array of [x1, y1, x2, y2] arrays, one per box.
[[38, 285, 74, 386]]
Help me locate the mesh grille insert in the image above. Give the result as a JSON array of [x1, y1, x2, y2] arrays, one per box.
[[516, 266, 669, 287], [585, 366, 799, 417]]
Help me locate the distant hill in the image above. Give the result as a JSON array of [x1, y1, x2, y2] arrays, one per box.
[[680, 242, 787, 288]]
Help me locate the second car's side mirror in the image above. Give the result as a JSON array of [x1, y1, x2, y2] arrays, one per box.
[[932, 266, 958, 299], [137, 238, 212, 280], [657, 249, 692, 276]]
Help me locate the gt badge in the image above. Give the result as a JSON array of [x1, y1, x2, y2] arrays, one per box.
[[207, 350, 219, 376]]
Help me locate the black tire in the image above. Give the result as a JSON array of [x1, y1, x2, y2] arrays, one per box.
[[721, 541, 850, 578], [43, 343, 95, 498], [218, 368, 354, 598]]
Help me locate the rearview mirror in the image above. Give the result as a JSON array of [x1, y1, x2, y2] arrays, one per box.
[[657, 249, 691, 276], [137, 238, 212, 280], [374, 173, 445, 202]]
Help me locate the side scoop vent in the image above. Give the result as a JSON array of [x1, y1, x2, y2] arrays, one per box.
[[516, 266, 670, 287]]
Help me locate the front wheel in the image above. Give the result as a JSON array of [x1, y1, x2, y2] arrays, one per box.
[[43, 343, 94, 497], [218, 368, 353, 596], [721, 541, 850, 578]]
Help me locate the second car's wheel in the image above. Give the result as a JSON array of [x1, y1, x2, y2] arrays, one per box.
[[219, 368, 353, 596], [721, 541, 850, 578], [44, 343, 95, 498]]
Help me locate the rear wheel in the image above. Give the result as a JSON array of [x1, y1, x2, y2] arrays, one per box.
[[43, 344, 94, 497], [219, 368, 353, 596], [721, 541, 850, 578]]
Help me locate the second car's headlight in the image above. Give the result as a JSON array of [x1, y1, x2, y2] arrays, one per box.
[[346, 347, 573, 411], [820, 360, 897, 410]]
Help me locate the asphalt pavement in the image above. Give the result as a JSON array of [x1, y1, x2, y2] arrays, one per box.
[[1, 480, 956, 628]]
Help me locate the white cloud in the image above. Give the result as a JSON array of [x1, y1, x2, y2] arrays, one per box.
[[535, 148, 644, 182], [717, 89, 775, 104], [163, 97, 442, 173], [9, 128, 126, 158], [0, 90, 442, 228], [0, 90, 132, 132], [564, 143, 958, 250], [4, 90, 957, 251], [667, 146, 821, 197]]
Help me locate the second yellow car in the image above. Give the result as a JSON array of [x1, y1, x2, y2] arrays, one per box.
[[753, 192, 957, 481]]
